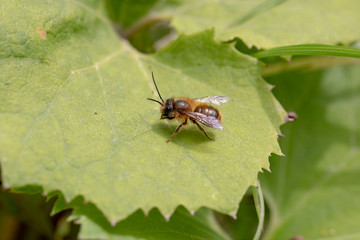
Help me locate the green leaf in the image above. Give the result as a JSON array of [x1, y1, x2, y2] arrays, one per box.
[[0, 190, 54, 239], [261, 65, 360, 239], [0, 0, 284, 230], [252, 44, 360, 59], [104, 0, 159, 29], [252, 182, 265, 240], [214, 194, 260, 240], [48, 191, 230, 240], [155, 0, 360, 48], [227, 0, 287, 27]]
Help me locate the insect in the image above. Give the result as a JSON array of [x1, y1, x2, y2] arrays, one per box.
[[147, 72, 229, 142]]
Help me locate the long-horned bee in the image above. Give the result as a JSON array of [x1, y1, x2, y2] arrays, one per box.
[[147, 72, 229, 142]]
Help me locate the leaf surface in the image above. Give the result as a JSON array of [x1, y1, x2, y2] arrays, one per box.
[[261, 65, 360, 239], [155, 0, 360, 48], [0, 0, 284, 227]]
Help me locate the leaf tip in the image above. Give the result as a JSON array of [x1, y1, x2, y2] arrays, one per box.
[[189, 210, 195, 216], [143, 210, 149, 217], [269, 84, 276, 90], [165, 214, 171, 222], [266, 168, 272, 173], [285, 112, 298, 123], [2, 183, 10, 190]]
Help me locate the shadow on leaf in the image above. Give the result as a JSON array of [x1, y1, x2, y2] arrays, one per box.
[[150, 122, 217, 145]]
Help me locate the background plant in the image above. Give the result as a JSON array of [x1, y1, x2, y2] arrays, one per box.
[[1, 0, 359, 239]]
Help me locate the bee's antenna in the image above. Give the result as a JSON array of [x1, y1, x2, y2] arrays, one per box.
[[147, 98, 163, 105], [151, 72, 164, 102]]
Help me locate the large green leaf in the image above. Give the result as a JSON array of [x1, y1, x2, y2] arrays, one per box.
[[0, 0, 284, 227], [155, 0, 360, 48], [261, 65, 360, 239]]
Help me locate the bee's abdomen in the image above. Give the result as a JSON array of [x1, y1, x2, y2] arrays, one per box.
[[194, 105, 221, 120]]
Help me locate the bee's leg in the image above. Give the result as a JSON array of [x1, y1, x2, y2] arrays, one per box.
[[192, 120, 215, 141], [167, 119, 187, 142]]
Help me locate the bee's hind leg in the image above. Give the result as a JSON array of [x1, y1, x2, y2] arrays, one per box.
[[167, 119, 188, 142], [192, 120, 215, 141]]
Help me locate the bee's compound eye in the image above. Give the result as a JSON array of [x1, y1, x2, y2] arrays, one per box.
[[165, 99, 173, 111], [174, 100, 190, 110]]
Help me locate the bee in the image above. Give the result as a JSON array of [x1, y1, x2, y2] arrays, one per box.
[[147, 72, 229, 142]]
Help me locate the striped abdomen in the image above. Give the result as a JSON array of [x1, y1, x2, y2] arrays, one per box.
[[194, 105, 221, 120]]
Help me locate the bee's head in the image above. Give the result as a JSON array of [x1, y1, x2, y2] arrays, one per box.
[[161, 98, 175, 119], [147, 72, 175, 119]]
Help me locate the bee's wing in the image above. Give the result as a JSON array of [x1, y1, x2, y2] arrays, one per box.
[[193, 96, 229, 105], [184, 112, 223, 129]]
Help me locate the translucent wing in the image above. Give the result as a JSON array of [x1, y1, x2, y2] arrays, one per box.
[[193, 96, 229, 105], [184, 112, 223, 129]]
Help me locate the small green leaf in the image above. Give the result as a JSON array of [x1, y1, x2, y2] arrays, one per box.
[[252, 44, 360, 59], [261, 65, 360, 239], [0, 0, 285, 227]]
